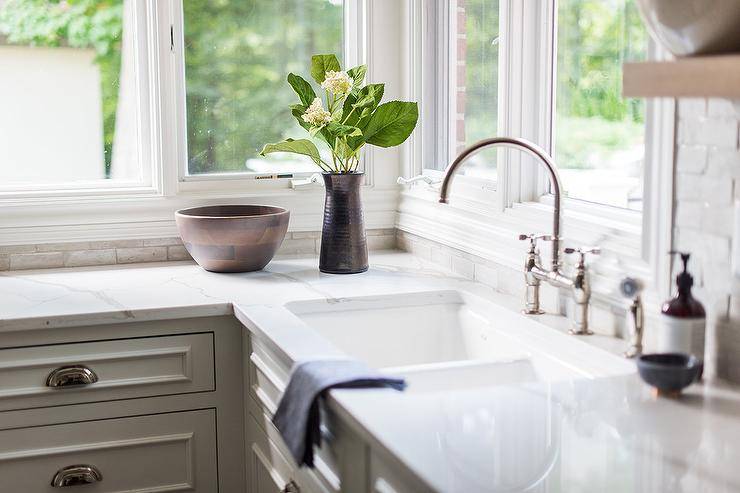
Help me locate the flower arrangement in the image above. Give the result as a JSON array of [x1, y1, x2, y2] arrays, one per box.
[[260, 54, 418, 174]]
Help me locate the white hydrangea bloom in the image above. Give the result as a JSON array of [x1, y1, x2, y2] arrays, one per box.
[[302, 98, 332, 127], [321, 70, 352, 96]]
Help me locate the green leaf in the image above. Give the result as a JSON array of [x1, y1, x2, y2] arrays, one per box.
[[347, 64, 367, 91], [363, 101, 419, 148], [346, 134, 366, 152], [260, 138, 322, 165], [354, 84, 384, 109], [326, 122, 362, 138], [287, 73, 316, 107], [310, 54, 341, 84], [342, 83, 384, 127], [290, 104, 311, 131]]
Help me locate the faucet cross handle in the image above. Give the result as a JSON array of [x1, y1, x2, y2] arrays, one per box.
[[564, 246, 600, 266], [518, 233, 554, 252]]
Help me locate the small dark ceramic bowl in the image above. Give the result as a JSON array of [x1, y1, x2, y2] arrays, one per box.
[[175, 205, 289, 273], [636, 353, 702, 397]]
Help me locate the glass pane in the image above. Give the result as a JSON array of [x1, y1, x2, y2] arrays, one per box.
[[555, 0, 647, 210], [0, 0, 138, 188], [452, 0, 499, 179], [183, 0, 343, 176]]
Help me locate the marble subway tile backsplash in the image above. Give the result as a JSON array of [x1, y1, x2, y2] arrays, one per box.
[[674, 98, 740, 383], [0, 229, 397, 272]]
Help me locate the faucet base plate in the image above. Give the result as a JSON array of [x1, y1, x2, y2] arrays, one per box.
[[522, 309, 545, 315], [568, 328, 594, 336]]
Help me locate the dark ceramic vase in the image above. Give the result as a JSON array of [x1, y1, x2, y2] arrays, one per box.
[[319, 173, 368, 274]]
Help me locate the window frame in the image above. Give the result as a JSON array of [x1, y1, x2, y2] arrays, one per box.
[[0, 0, 159, 199], [167, 0, 370, 193], [401, 0, 676, 303], [0, 0, 407, 246]]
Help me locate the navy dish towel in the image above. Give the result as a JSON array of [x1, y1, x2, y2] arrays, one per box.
[[272, 359, 406, 467]]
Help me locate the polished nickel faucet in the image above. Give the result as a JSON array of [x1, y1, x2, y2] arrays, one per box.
[[438, 136, 599, 335]]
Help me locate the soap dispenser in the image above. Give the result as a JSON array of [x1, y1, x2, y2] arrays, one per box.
[[658, 252, 706, 360]]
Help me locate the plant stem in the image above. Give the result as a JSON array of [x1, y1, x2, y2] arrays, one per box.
[[341, 106, 356, 125]]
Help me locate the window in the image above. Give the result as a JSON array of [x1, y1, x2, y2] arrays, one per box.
[[554, 0, 647, 210], [0, 0, 350, 196], [0, 0, 389, 246], [422, 0, 500, 181], [453, 0, 500, 180], [416, 0, 656, 211], [182, 0, 344, 177], [406, 0, 674, 296], [0, 0, 146, 191]]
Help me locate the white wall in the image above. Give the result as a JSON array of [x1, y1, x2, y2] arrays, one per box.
[[672, 98, 740, 382], [0, 45, 105, 185]]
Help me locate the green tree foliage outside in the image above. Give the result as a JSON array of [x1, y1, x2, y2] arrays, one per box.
[[0, 0, 123, 177], [463, 0, 500, 148], [0, 0, 646, 176], [461, 0, 646, 172], [555, 0, 647, 169], [183, 0, 343, 174], [0, 0, 343, 177]]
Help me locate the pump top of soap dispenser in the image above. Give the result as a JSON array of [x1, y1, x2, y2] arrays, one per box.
[[663, 251, 705, 318], [672, 251, 693, 293]]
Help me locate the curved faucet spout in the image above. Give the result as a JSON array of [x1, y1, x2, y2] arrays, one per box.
[[438, 136, 564, 271]]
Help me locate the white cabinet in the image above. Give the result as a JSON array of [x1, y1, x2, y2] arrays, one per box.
[[370, 451, 432, 493], [248, 413, 304, 493], [0, 315, 245, 493], [0, 409, 218, 493], [245, 334, 367, 493], [0, 333, 215, 411]]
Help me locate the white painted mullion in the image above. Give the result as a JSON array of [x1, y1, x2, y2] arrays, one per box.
[[402, 0, 426, 181], [536, 0, 557, 196], [157, 0, 183, 197], [497, 0, 523, 208], [437, 0, 452, 169], [642, 42, 676, 298], [495, 0, 512, 211], [344, 0, 374, 185]]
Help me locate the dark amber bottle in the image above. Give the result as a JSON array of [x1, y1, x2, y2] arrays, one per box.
[[658, 252, 706, 359]]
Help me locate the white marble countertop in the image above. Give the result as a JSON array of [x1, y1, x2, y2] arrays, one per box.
[[2, 251, 486, 331], [1, 251, 737, 492]]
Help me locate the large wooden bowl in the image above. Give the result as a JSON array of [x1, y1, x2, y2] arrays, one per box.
[[175, 205, 289, 273]]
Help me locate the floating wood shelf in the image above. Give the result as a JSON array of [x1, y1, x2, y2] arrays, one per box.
[[623, 55, 740, 98]]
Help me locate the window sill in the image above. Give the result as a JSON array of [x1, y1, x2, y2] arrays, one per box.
[[396, 188, 660, 309], [0, 186, 399, 245]]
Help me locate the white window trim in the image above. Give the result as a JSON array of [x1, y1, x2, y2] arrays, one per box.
[[398, 0, 676, 310], [0, 0, 405, 245], [0, 0, 159, 199]]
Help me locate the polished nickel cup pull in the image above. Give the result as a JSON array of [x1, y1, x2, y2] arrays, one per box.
[[45, 365, 99, 388], [51, 465, 103, 487]]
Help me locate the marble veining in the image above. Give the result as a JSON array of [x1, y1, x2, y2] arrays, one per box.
[[1, 251, 738, 492]]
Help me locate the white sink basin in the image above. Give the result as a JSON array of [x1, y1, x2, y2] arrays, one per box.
[[287, 291, 527, 369], [284, 290, 634, 389], [397, 359, 539, 393]]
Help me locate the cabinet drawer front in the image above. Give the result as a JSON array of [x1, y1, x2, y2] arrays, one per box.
[[0, 409, 217, 493], [0, 333, 215, 411]]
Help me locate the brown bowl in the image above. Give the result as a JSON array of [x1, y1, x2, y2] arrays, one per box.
[[175, 205, 289, 273]]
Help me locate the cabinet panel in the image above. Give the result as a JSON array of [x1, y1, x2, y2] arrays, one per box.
[[248, 339, 340, 493], [0, 333, 215, 411], [0, 409, 218, 492], [248, 413, 299, 493], [370, 451, 431, 493]]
